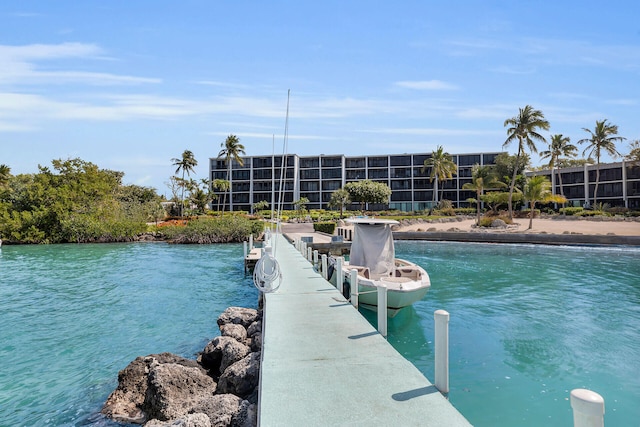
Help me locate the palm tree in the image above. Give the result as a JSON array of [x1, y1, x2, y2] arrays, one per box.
[[329, 188, 351, 218], [171, 150, 198, 217], [578, 119, 625, 206], [539, 134, 577, 208], [212, 179, 230, 213], [503, 105, 550, 219], [462, 164, 505, 226], [0, 164, 11, 189], [421, 146, 457, 210], [217, 135, 246, 212], [522, 175, 565, 230]]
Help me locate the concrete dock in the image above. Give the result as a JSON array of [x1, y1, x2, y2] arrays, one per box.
[[258, 233, 471, 426]]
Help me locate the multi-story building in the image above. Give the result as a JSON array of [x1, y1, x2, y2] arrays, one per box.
[[210, 151, 501, 212], [529, 161, 640, 209]]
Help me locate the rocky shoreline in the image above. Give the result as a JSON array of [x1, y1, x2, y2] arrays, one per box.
[[101, 306, 262, 427]]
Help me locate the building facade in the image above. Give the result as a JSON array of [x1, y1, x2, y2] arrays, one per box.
[[530, 161, 640, 209], [210, 151, 501, 212]]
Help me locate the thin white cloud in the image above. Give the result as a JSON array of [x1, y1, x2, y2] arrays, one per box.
[[365, 127, 501, 137], [0, 42, 160, 86], [394, 80, 459, 90]]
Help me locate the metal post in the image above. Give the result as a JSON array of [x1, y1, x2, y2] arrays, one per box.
[[336, 257, 344, 294], [377, 284, 387, 338], [350, 269, 359, 309], [313, 250, 319, 269], [571, 389, 604, 427], [434, 309, 450, 394], [321, 254, 328, 280]]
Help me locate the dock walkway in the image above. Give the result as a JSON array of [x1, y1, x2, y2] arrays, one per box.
[[258, 233, 471, 426]]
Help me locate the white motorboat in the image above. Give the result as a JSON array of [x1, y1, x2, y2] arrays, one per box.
[[329, 218, 431, 317]]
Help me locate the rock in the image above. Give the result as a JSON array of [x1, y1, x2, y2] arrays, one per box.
[[249, 333, 262, 352], [146, 413, 212, 427], [101, 353, 203, 424], [217, 307, 260, 329], [427, 227, 437, 232], [246, 320, 261, 338], [217, 352, 261, 397], [220, 324, 247, 342], [191, 394, 243, 427], [233, 400, 258, 427], [143, 361, 217, 422], [199, 336, 251, 376], [490, 219, 507, 228], [446, 227, 460, 232]]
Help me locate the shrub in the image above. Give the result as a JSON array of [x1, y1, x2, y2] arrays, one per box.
[[454, 208, 476, 215], [432, 207, 456, 216], [559, 207, 584, 216], [313, 222, 336, 234], [478, 214, 513, 227], [606, 206, 629, 215], [159, 216, 262, 243], [577, 210, 609, 217]]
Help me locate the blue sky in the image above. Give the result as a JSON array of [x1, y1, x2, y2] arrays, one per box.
[[2, 1, 639, 195]]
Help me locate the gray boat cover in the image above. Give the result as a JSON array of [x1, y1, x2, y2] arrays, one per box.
[[349, 222, 395, 279]]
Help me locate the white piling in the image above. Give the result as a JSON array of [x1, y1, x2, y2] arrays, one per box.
[[243, 241, 248, 260], [571, 389, 604, 427], [350, 269, 359, 309], [377, 284, 387, 338], [313, 250, 319, 269], [321, 254, 328, 280], [307, 247, 312, 262], [301, 241, 306, 256], [249, 234, 253, 251], [336, 257, 344, 294], [434, 309, 450, 394]]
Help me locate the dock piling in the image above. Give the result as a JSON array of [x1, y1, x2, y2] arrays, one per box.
[[307, 247, 312, 262], [350, 269, 359, 309], [377, 284, 387, 337], [434, 309, 450, 394], [313, 250, 319, 269], [336, 257, 344, 294], [321, 254, 328, 280], [570, 389, 604, 427]]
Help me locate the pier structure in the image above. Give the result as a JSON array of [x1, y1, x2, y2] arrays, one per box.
[[257, 232, 471, 426]]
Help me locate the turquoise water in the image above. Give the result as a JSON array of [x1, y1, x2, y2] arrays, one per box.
[[378, 241, 640, 427], [0, 243, 257, 426], [1, 241, 638, 426]]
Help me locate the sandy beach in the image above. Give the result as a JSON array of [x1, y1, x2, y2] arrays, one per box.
[[395, 217, 640, 236]]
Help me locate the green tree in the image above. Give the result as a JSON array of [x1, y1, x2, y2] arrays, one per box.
[[503, 105, 550, 219], [328, 188, 351, 218], [344, 180, 392, 211], [578, 119, 625, 206], [0, 164, 11, 188], [171, 150, 198, 217], [625, 140, 640, 165], [421, 145, 457, 208], [252, 200, 269, 216], [293, 197, 310, 219], [213, 179, 230, 214], [539, 134, 578, 205], [217, 134, 246, 212], [522, 175, 565, 230], [462, 165, 506, 226]]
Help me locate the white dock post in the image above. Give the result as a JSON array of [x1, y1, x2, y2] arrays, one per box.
[[321, 254, 328, 280], [377, 284, 387, 338], [313, 250, 319, 269], [350, 269, 359, 309], [307, 247, 312, 262], [301, 241, 306, 256], [249, 234, 253, 251], [243, 241, 248, 260], [336, 257, 344, 294], [571, 389, 604, 427], [434, 309, 450, 394]]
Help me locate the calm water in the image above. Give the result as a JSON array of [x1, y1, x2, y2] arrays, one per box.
[[1, 241, 639, 426], [0, 243, 257, 426]]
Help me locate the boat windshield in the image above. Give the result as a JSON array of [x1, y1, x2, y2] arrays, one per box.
[[349, 223, 395, 278]]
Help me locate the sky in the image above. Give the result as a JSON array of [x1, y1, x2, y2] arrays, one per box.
[[1, 1, 639, 195]]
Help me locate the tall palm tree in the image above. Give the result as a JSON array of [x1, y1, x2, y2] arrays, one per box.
[[539, 134, 577, 206], [503, 105, 550, 219], [421, 145, 457, 210], [171, 150, 198, 217], [462, 164, 505, 226], [578, 119, 625, 206], [217, 134, 246, 212]]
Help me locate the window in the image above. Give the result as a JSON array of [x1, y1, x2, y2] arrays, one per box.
[[368, 169, 388, 179], [390, 155, 411, 166], [368, 156, 388, 167], [321, 156, 342, 167], [483, 153, 499, 165], [458, 155, 481, 166], [300, 181, 319, 191], [346, 158, 365, 168], [322, 181, 341, 191], [322, 168, 342, 179], [252, 157, 272, 168], [589, 167, 622, 182], [300, 169, 319, 179], [300, 157, 319, 168], [346, 170, 365, 180]]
